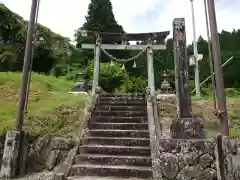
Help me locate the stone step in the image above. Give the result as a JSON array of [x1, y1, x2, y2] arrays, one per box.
[[91, 116, 148, 123], [92, 111, 147, 117], [74, 154, 152, 166], [98, 100, 146, 106], [89, 123, 149, 130], [99, 93, 146, 98], [82, 137, 150, 146], [95, 105, 147, 111], [78, 145, 151, 156], [87, 129, 150, 138], [69, 164, 152, 178], [68, 176, 152, 180], [98, 96, 145, 101]]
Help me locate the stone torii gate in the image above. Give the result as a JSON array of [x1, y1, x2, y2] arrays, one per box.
[[80, 30, 170, 179], [79, 30, 170, 97]]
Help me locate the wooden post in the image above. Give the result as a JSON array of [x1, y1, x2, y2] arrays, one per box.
[[92, 36, 101, 96], [207, 0, 229, 136], [173, 18, 191, 118]]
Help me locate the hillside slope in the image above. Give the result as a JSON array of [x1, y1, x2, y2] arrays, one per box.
[[0, 72, 87, 137]]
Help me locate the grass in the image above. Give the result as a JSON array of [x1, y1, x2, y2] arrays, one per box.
[[2, 73, 238, 138], [0, 72, 87, 137], [159, 94, 240, 138], [192, 97, 240, 137]]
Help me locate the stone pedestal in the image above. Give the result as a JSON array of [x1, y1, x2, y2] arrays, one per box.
[[170, 117, 204, 139], [0, 131, 28, 178]]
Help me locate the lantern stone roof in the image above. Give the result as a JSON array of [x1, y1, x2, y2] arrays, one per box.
[[161, 79, 170, 89]]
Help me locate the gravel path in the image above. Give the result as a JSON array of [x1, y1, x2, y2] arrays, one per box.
[[10, 171, 54, 180]]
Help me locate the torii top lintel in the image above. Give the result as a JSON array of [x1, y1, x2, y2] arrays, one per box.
[[81, 30, 170, 42]]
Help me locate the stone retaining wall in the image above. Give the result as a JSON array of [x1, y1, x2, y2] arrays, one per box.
[[222, 136, 240, 179], [27, 135, 76, 172], [0, 135, 77, 174], [0, 136, 5, 166], [157, 139, 217, 180], [0, 134, 77, 175]]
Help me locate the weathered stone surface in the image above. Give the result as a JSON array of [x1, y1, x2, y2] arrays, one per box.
[[156, 93, 176, 102], [184, 151, 199, 166], [45, 150, 61, 170], [233, 165, 240, 179], [27, 135, 77, 172], [194, 168, 217, 180], [159, 153, 179, 179], [0, 131, 21, 178], [34, 135, 53, 164], [173, 18, 191, 118], [170, 118, 204, 139], [203, 140, 215, 155], [176, 153, 186, 170], [158, 139, 216, 155], [157, 139, 217, 179], [221, 136, 240, 179], [176, 165, 202, 180], [51, 138, 75, 151], [52, 142, 81, 179], [199, 153, 214, 169]]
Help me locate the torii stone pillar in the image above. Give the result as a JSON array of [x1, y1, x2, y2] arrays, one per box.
[[173, 18, 191, 118], [92, 36, 101, 96], [147, 38, 155, 96]]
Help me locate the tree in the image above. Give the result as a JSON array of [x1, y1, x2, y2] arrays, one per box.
[[74, 0, 128, 63], [0, 4, 83, 74], [83, 0, 124, 34]]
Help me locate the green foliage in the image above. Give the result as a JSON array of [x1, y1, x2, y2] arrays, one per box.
[[87, 61, 125, 92], [100, 63, 125, 92], [2, 2, 240, 94], [120, 76, 147, 93], [225, 88, 240, 97], [188, 80, 195, 92], [0, 4, 84, 74], [192, 32, 240, 89]]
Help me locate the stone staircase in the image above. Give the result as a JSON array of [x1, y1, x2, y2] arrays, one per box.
[[68, 93, 153, 179]]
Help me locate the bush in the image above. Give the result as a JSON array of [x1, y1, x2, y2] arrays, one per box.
[[119, 76, 147, 93], [201, 87, 211, 96], [225, 88, 239, 97], [188, 80, 195, 92], [87, 61, 125, 92]]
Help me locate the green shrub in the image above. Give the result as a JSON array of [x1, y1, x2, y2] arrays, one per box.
[[201, 87, 211, 96], [225, 88, 239, 97], [188, 80, 195, 92], [119, 76, 147, 93], [87, 61, 125, 92]]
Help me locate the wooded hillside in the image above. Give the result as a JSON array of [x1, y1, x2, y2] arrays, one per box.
[[1, 2, 240, 93]]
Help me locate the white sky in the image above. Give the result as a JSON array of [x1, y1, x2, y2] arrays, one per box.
[[3, 0, 240, 44]]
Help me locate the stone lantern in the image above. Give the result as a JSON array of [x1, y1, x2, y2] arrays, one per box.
[[75, 72, 85, 86], [161, 71, 172, 93], [69, 70, 89, 94]]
